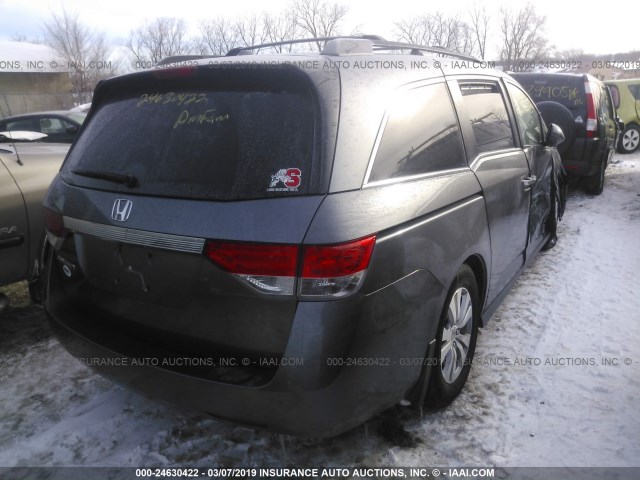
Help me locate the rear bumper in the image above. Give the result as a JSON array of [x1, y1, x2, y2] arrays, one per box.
[[45, 263, 443, 437], [562, 137, 610, 177]]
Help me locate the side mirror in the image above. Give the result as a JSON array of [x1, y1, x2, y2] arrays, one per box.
[[546, 123, 565, 148], [66, 126, 79, 134]]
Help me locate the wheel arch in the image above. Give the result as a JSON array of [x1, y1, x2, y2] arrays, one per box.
[[463, 254, 488, 327], [407, 257, 485, 406], [27, 234, 51, 304]]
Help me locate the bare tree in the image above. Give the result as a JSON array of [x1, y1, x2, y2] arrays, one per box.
[[43, 8, 116, 92], [395, 12, 476, 56], [194, 2, 346, 57], [554, 48, 585, 61], [196, 15, 266, 55], [263, 11, 301, 51], [234, 15, 268, 48], [498, 3, 549, 70], [195, 18, 239, 56], [291, 0, 349, 51], [127, 17, 191, 67], [10, 34, 42, 44], [468, 4, 489, 59], [395, 17, 435, 46]]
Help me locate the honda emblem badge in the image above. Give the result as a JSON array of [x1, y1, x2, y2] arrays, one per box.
[[111, 199, 133, 222]]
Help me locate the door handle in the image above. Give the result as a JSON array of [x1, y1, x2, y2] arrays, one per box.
[[0, 235, 24, 249], [521, 175, 537, 190]]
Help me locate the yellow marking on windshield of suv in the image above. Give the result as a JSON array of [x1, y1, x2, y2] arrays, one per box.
[[173, 109, 230, 129], [137, 92, 208, 107]]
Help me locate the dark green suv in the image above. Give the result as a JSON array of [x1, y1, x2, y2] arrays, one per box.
[[510, 73, 621, 195]]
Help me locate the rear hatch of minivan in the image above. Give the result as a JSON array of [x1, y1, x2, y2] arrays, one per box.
[[45, 62, 340, 385]]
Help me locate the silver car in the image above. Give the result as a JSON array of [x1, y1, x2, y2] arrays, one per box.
[[0, 132, 69, 309]]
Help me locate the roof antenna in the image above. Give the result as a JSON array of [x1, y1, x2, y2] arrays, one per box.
[[0, 102, 24, 166]]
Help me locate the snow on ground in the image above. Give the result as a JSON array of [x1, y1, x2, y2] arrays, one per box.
[[1, 152, 639, 469]]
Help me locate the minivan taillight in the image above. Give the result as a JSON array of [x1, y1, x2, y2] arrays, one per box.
[[44, 207, 67, 239], [300, 235, 376, 298], [204, 235, 377, 298], [585, 78, 597, 138], [44, 207, 67, 237], [205, 242, 299, 295], [44, 207, 68, 249]]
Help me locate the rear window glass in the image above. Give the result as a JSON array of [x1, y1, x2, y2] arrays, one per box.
[[628, 84, 640, 100], [3, 118, 37, 131], [63, 74, 318, 201], [511, 74, 585, 110], [67, 112, 87, 124]]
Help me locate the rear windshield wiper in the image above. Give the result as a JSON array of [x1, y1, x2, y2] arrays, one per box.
[[72, 169, 138, 188]]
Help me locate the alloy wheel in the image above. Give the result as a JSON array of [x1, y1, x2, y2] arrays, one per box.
[[440, 287, 473, 384], [622, 128, 640, 152]]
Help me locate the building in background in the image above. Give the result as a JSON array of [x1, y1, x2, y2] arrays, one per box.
[[0, 40, 89, 118]]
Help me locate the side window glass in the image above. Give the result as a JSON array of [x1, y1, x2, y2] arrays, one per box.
[[459, 82, 515, 153], [597, 86, 607, 121], [368, 83, 466, 183], [6, 119, 37, 132], [608, 85, 620, 109], [628, 85, 640, 101], [507, 83, 543, 146], [602, 86, 614, 120], [39, 117, 68, 135]]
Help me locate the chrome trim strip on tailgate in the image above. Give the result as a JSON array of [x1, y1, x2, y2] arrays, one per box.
[[63, 217, 205, 254]]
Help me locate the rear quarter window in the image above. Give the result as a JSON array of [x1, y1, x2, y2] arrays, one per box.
[[367, 82, 466, 183], [628, 84, 640, 100], [63, 71, 319, 201]]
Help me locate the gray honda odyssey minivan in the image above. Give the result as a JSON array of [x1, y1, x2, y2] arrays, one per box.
[[42, 36, 566, 437]]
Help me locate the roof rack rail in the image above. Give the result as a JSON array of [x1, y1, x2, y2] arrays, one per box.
[[225, 35, 479, 62], [226, 35, 386, 56], [371, 41, 479, 62]]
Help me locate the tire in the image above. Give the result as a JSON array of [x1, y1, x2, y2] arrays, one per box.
[[618, 124, 640, 154], [0, 293, 9, 313], [542, 191, 558, 251], [28, 239, 49, 305], [536, 101, 576, 155], [425, 265, 479, 409], [28, 279, 43, 304], [585, 158, 605, 195]]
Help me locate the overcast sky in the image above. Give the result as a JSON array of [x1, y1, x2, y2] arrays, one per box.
[[0, 0, 637, 58]]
